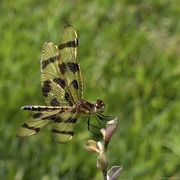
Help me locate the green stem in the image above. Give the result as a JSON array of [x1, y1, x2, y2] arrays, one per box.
[[102, 170, 107, 180], [104, 141, 109, 152]]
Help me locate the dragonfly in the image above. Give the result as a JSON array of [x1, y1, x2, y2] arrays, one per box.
[[16, 25, 113, 143]]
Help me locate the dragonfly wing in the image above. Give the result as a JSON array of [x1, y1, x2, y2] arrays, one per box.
[[41, 42, 73, 106], [52, 107, 79, 143], [57, 25, 83, 102], [41, 25, 83, 107], [16, 110, 59, 137]]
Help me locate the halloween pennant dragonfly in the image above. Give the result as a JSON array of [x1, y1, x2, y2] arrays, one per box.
[[16, 25, 113, 143]]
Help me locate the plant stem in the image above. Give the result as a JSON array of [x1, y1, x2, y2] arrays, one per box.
[[102, 171, 107, 180]]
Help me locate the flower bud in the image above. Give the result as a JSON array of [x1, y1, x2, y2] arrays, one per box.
[[102, 117, 118, 142], [107, 165, 123, 180], [84, 140, 99, 153], [85, 140, 104, 153], [97, 152, 109, 172]]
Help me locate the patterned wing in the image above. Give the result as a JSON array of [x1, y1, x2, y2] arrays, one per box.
[[52, 107, 79, 143], [16, 110, 60, 137], [41, 25, 83, 107], [41, 42, 73, 106], [57, 25, 83, 103], [17, 107, 79, 143]]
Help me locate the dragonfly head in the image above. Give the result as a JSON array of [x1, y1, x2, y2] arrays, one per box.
[[94, 99, 105, 113]]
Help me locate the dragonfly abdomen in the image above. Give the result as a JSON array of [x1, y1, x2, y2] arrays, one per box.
[[21, 105, 67, 112]]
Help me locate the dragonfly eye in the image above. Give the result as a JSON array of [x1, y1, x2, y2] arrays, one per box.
[[94, 99, 105, 113]]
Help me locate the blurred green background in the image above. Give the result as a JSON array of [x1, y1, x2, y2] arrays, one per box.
[[0, 0, 180, 179]]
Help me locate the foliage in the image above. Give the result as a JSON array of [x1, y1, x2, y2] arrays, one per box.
[[0, 0, 180, 179]]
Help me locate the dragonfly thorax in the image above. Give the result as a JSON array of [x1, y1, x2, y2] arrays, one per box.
[[77, 99, 105, 114]]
